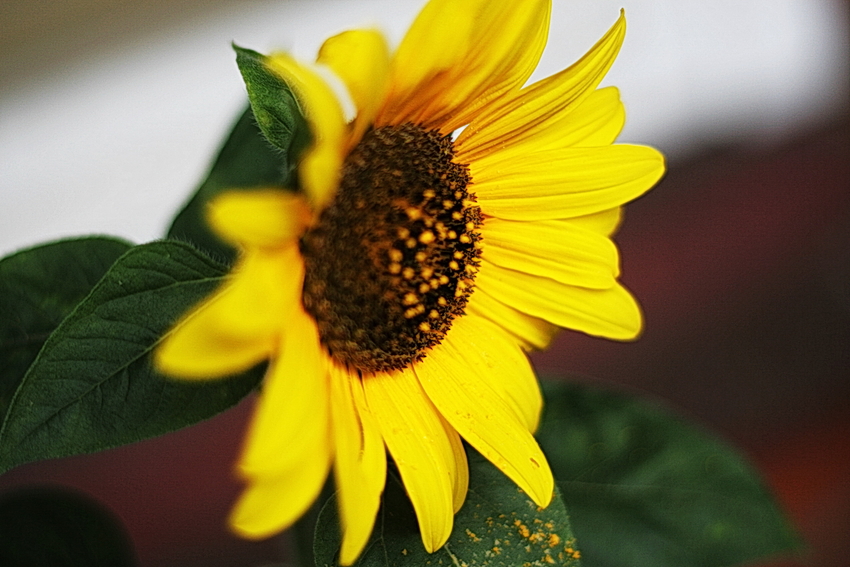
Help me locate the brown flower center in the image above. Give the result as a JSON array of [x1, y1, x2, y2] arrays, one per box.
[[300, 123, 482, 374]]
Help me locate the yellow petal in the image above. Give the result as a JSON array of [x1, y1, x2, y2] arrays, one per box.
[[317, 29, 390, 149], [562, 87, 627, 148], [229, 308, 332, 536], [458, 86, 625, 167], [266, 52, 347, 210], [376, 0, 551, 133], [568, 207, 623, 236], [363, 367, 456, 553], [480, 217, 620, 289], [477, 260, 642, 339], [466, 286, 558, 351], [330, 363, 387, 565], [207, 189, 311, 249], [456, 11, 626, 160], [443, 417, 469, 514], [474, 145, 665, 221], [237, 305, 330, 478], [155, 246, 302, 378], [229, 444, 333, 539], [415, 316, 553, 505]]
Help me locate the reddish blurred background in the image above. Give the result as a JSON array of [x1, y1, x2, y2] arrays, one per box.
[[537, 115, 850, 567]]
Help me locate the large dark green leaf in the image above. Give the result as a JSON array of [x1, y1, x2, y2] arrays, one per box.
[[167, 106, 289, 264], [0, 237, 132, 422], [315, 453, 582, 567], [0, 240, 264, 474], [536, 381, 801, 567], [0, 485, 137, 566]]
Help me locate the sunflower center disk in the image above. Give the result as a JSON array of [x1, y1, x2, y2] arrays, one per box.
[[301, 123, 482, 374]]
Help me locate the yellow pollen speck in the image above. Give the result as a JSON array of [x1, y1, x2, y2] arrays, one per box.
[[459, 234, 471, 244], [454, 191, 463, 199], [403, 293, 418, 305], [548, 534, 561, 547], [448, 230, 457, 239], [543, 554, 555, 564], [423, 189, 435, 199], [397, 228, 410, 239], [415, 251, 427, 262], [419, 322, 431, 332], [389, 249, 403, 262], [439, 275, 449, 284], [465, 221, 475, 231], [449, 260, 460, 271], [452, 211, 463, 220], [419, 231, 436, 244], [419, 283, 431, 294], [406, 238, 417, 248], [406, 207, 422, 220], [403, 305, 425, 318], [421, 267, 434, 279], [389, 262, 401, 274], [453, 251, 464, 259], [429, 310, 439, 319], [437, 297, 447, 306], [442, 200, 454, 209], [402, 267, 415, 279], [514, 520, 531, 539]]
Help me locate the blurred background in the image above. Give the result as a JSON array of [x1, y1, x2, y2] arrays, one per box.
[[1, 0, 848, 565]]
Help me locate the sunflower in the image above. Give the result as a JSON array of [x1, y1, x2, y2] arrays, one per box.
[[156, 0, 664, 563]]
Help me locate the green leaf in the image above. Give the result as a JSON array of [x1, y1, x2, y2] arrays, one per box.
[[0, 240, 264, 474], [167, 106, 289, 264], [314, 452, 582, 567], [0, 237, 132, 422], [0, 485, 137, 566], [536, 381, 802, 567], [234, 45, 312, 163], [168, 47, 311, 263]]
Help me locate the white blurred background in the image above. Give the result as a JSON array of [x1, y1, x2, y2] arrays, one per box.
[[1, 0, 848, 257]]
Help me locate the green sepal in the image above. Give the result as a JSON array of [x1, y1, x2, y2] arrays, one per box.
[[537, 380, 802, 567], [0, 240, 265, 475], [0, 237, 132, 422], [233, 44, 312, 168], [167, 106, 289, 265], [314, 452, 582, 567]]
